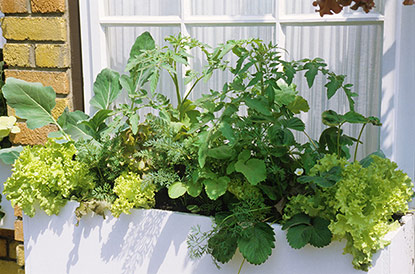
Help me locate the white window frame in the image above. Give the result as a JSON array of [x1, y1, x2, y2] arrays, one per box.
[[78, 0, 414, 178]]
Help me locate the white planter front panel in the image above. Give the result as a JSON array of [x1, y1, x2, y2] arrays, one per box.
[[0, 162, 14, 229], [24, 202, 415, 274]]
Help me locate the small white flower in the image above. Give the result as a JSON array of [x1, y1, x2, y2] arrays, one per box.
[[294, 168, 304, 176]]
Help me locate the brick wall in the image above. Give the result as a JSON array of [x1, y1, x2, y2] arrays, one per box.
[[0, 0, 73, 146], [0, 0, 78, 273]]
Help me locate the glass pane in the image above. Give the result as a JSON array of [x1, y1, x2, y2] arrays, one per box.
[[285, 0, 385, 15], [187, 25, 275, 100], [105, 0, 180, 16], [106, 26, 182, 110], [285, 24, 383, 159], [191, 0, 274, 16]]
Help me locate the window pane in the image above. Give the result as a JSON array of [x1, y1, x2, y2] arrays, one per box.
[[285, 24, 383, 159], [284, 0, 385, 15], [105, 0, 180, 16], [191, 0, 274, 16], [187, 25, 275, 99]]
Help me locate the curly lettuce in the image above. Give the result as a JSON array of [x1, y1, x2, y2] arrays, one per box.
[[284, 154, 413, 271], [3, 140, 94, 217], [111, 172, 156, 217]]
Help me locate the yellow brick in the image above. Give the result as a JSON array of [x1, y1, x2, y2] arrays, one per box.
[[9, 240, 19, 260], [0, 0, 28, 13], [1, 17, 67, 41], [31, 0, 65, 13], [0, 238, 7, 257], [10, 123, 58, 146], [3, 44, 33, 67], [51, 98, 71, 119], [35, 44, 70, 68], [18, 269, 25, 274], [16, 244, 24, 266], [0, 260, 19, 274], [5, 70, 70, 94], [14, 221, 23, 242], [14, 206, 22, 218]]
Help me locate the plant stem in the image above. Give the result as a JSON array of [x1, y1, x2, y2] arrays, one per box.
[[303, 131, 318, 151], [183, 76, 203, 102], [337, 125, 341, 157], [237, 258, 246, 274], [353, 123, 367, 162]]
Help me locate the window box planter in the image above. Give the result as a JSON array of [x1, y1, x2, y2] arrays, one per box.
[[23, 201, 415, 274], [0, 161, 13, 229]]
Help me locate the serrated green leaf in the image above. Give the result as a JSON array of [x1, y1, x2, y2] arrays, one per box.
[[203, 176, 229, 200], [235, 157, 267, 185], [0, 146, 23, 165], [245, 97, 272, 116], [208, 229, 238, 264], [129, 113, 140, 135], [90, 68, 122, 110], [325, 74, 344, 99], [343, 111, 367, 124], [304, 63, 319, 88], [238, 222, 275, 265], [309, 217, 332, 248], [286, 224, 312, 249], [322, 110, 345, 127], [285, 117, 305, 131], [168, 182, 187, 199], [149, 68, 160, 94], [287, 96, 310, 114], [282, 213, 311, 230], [3, 78, 57, 129]]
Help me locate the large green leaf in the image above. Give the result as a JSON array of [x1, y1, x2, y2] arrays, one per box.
[[203, 176, 230, 200], [238, 222, 275, 265], [286, 224, 312, 249], [80, 109, 112, 133], [127, 31, 156, 68], [90, 68, 122, 110], [309, 217, 332, 248], [168, 182, 187, 199], [58, 108, 94, 140], [2, 78, 57, 129], [0, 146, 23, 165], [234, 152, 266, 185], [207, 145, 234, 160]]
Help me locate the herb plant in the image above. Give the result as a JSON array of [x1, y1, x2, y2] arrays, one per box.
[[1, 32, 413, 272]]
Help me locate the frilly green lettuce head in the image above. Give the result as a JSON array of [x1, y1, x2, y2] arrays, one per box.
[[0, 116, 20, 141]]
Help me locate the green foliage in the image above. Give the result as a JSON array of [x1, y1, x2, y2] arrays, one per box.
[[111, 172, 156, 217], [284, 154, 414, 271], [3, 140, 94, 217], [283, 213, 332, 249], [1, 32, 412, 272]]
